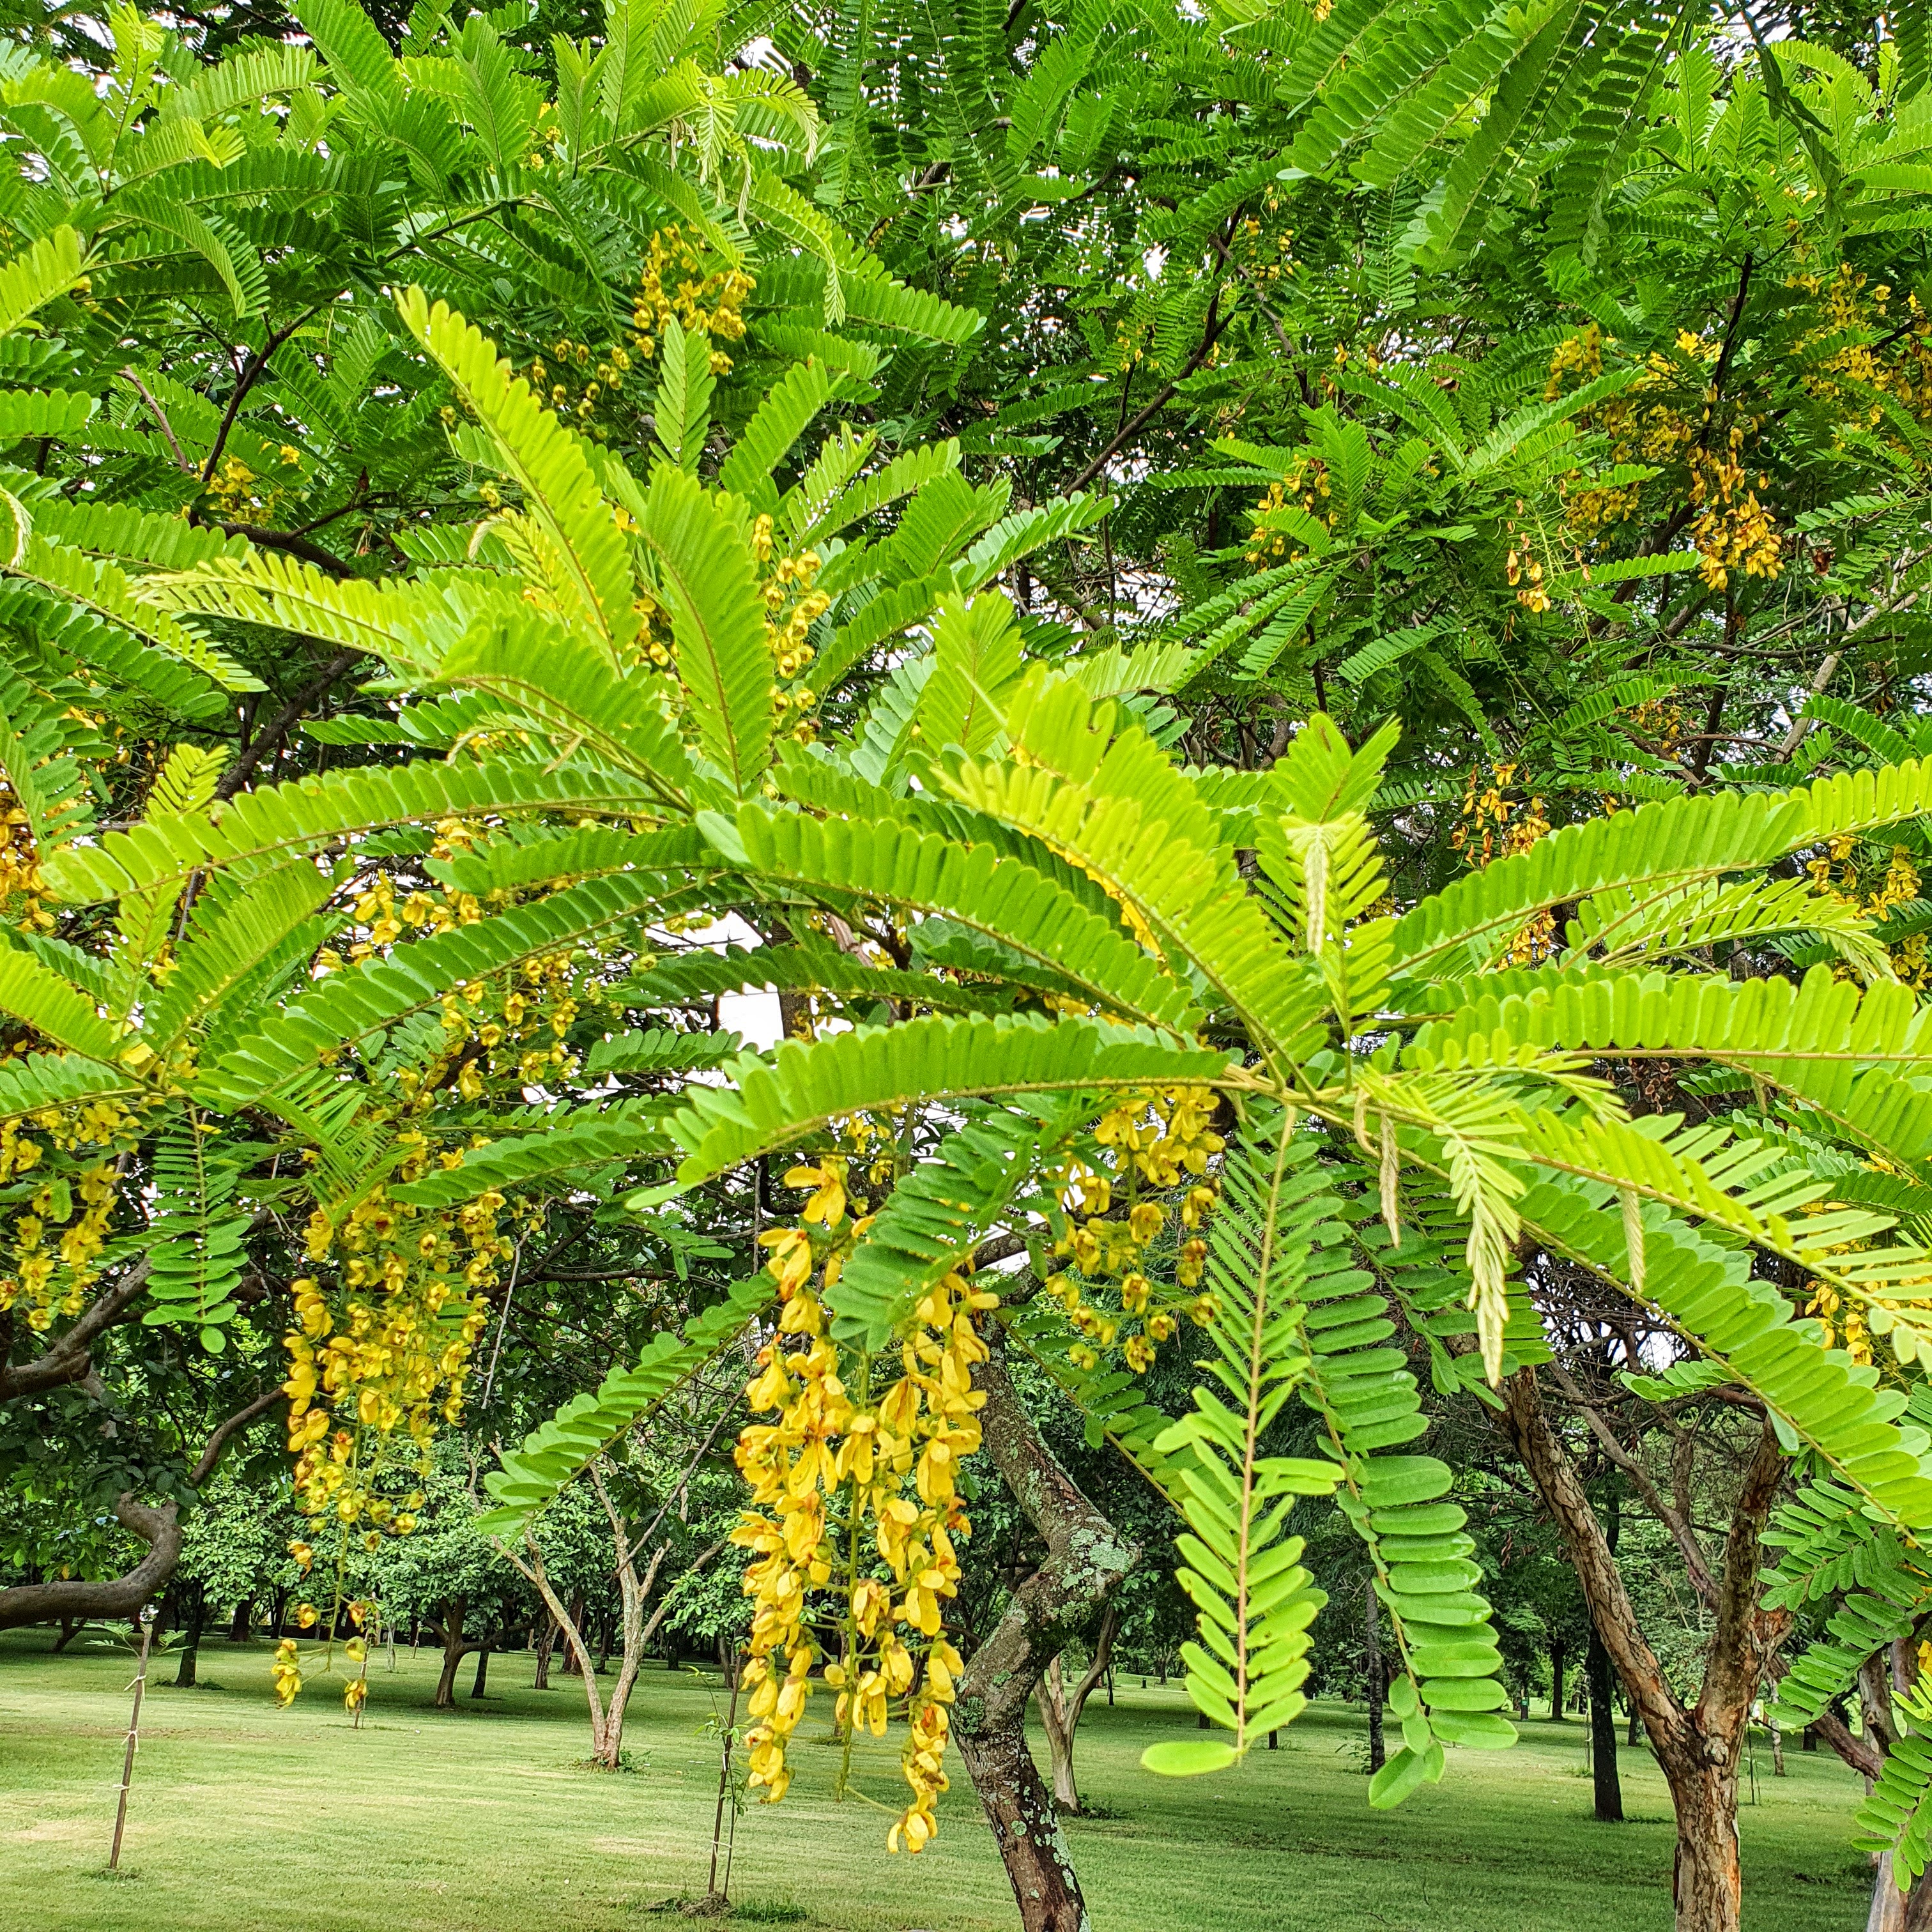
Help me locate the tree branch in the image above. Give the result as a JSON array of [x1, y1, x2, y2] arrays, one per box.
[[0, 1259, 152, 1402], [189, 1384, 285, 1485], [210, 521, 357, 579], [1501, 1366, 1688, 1748], [0, 1492, 180, 1633], [214, 648, 363, 801]]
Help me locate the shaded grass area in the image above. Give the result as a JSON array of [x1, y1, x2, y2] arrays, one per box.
[[0, 1629, 1871, 1931]]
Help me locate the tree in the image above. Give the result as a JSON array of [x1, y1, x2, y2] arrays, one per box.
[[10, 10, 1932, 1932], [498, 1436, 735, 1767]]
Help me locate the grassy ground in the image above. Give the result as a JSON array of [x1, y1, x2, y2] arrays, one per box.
[[0, 1627, 1873, 1932]]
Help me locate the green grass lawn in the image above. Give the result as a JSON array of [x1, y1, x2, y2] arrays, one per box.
[[0, 1627, 1873, 1931]]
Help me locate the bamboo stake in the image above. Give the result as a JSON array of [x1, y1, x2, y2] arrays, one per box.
[[107, 1603, 157, 1872]]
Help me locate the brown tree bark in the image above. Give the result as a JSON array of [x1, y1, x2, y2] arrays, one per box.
[[533, 1614, 556, 1690], [1814, 1647, 1932, 1931], [433, 1595, 473, 1708], [1503, 1368, 1787, 1932], [1037, 1604, 1116, 1813], [0, 1384, 280, 1632], [174, 1581, 207, 1689], [499, 1470, 723, 1770], [954, 1340, 1136, 1932]]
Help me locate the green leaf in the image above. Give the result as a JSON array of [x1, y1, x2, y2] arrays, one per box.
[[913, 592, 1024, 757], [0, 226, 87, 337], [718, 359, 843, 506], [643, 464, 773, 797], [1368, 1744, 1435, 1808], [648, 316, 714, 475], [1141, 1738, 1241, 1776], [399, 286, 639, 657], [669, 1012, 1229, 1181], [475, 1274, 774, 1538], [0, 950, 121, 1061]]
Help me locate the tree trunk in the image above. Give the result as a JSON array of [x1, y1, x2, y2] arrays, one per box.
[[1588, 1620, 1623, 1821], [1866, 1853, 1932, 1931], [471, 1638, 491, 1698], [1659, 1743, 1742, 1932], [229, 1597, 252, 1642], [533, 1615, 556, 1690], [500, 1475, 721, 1772], [434, 1595, 468, 1709], [1037, 1606, 1117, 1813], [1551, 1637, 1567, 1722], [1503, 1369, 1787, 1932], [174, 1581, 207, 1689], [1365, 1579, 1385, 1774], [955, 1340, 1135, 1932]]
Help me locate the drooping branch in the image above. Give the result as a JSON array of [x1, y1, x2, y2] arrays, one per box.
[[0, 1493, 181, 1634], [0, 1384, 281, 1632], [0, 1259, 153, 1402]]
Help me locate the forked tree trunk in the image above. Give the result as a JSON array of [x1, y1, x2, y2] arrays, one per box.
[[434, 1595, 470, 1708], [955, 1341, 1136, 1932], [1038, 1606, 1117, 1812], [500, 1475, 723, 1771], [1504, 1368, 1786, 1932]]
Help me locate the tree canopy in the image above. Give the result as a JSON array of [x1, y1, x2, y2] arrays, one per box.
[[6, 4, 1932, 1929]]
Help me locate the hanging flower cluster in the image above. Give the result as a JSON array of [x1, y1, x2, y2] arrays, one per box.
[[0, 784, 52, 933], [277, 1163, 506, 1706], [1795, 265, 1932, 440], [203, 446, 302, 525], [1450, 765, 1558, 962], [732, 1158, 986, 1853], [1545, 325, 1778, 581], [1243, 461, 1332, 567], [1685, 436, 1781, 592], [272, 1595, 378, 1708], [1805, 838, 1929, 990], [749, 516, 829, 739], [0, 1157, 121, 1333], [1046, 1085, 1223, 1373], [632, 226, 754, 374], [515, 332, 634, 439]]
